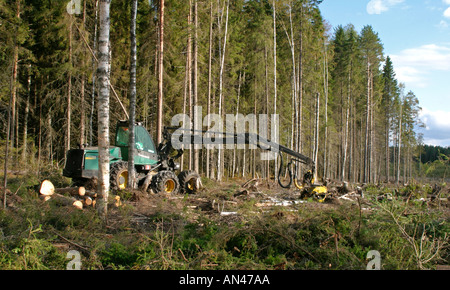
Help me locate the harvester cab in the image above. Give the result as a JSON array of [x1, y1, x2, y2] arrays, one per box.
[[114, 120, 159, 166]]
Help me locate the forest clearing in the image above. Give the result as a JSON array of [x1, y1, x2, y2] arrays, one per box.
[[1, 0, 450, 271], [0, 170, 449, 270]]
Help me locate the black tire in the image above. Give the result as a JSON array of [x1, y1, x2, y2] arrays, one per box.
[[151, 170, 180, 194], [110, 161, 129, 191], [178, 170, 201, 194]]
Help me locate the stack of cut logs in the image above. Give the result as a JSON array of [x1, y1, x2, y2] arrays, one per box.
[[38, 179, 108, 210]]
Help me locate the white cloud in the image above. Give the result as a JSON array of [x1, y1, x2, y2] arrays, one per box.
[[390, 44, 450, 87], [391, 44, 450, 71], [419, 107, 450, 146], [444, 0, 450, 5], [444, 7, 450, 18], [367, 0, 405, 15], [394, 66, 428, 87], [367, 0, 388, 14]]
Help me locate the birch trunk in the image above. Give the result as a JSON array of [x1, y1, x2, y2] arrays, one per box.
[[128, 0, 138, 189], [97, 0, 111, 217]]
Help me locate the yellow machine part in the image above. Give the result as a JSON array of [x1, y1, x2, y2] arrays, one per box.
[[313, 186, 328, 203], [312, 186, 327, 194], [294, 178, 303, 190]]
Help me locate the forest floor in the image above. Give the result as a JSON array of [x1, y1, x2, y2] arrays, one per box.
[[1, 173, 449, 270], [122, 177, 450, 227]]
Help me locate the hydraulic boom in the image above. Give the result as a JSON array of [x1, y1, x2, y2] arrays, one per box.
[[162, 126, 318, 190]]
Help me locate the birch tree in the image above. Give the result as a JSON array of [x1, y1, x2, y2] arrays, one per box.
[[128, 0, 138, 189], [97, 0, 111, 217]]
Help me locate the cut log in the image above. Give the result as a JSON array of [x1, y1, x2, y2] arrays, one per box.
[[39, 180, 55, 196], [55, 186, 86, 197], [114, 195, 122, 207], [84, 190, 103, 199], [72, 200, 83, 210], [46, 193, 83, 209], [39, 195, 52, 202], [83, 196, 93, 206]]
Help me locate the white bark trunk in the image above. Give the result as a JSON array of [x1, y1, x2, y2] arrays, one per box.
[[217, 0, 229, 182], [97, 0, 111, 217], [128, 0, 138, 189]]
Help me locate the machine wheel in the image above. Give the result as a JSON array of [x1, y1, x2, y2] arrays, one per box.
[[110, 161, 129, 190], [151, 170, 180, 194], [178, 170, 201, 194]]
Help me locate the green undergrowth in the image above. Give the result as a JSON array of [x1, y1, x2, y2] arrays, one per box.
[[0, 178, 448, 270]]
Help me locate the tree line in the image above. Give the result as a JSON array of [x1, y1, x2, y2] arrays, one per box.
[[1, 0, 425, 192]]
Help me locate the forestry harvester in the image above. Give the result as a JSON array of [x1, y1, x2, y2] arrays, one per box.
[[63, 122, 327, 197]]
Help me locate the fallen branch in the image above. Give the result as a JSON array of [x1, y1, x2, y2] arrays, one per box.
[[241, 177, 260, 189], [51, 230, 90, 255]]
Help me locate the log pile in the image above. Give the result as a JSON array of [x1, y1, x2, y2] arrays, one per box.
[[38, 179, 106, 210]]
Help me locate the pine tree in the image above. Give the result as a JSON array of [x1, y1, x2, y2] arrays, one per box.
[[359, 25, 384, 183], [382, 56, 399, 182]]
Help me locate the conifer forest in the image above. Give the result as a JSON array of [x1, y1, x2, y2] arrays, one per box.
[[0, 0, 448, 271]]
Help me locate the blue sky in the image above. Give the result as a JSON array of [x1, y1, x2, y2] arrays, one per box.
[[319, 0, 450, 147]]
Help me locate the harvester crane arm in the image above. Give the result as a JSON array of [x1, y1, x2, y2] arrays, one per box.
[[162, 127, 315, 189]]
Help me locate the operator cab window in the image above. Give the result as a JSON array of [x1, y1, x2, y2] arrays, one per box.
[[116, 126, 129, 146], [135, 126, 156, 153], [116, 126, 156, 154]]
